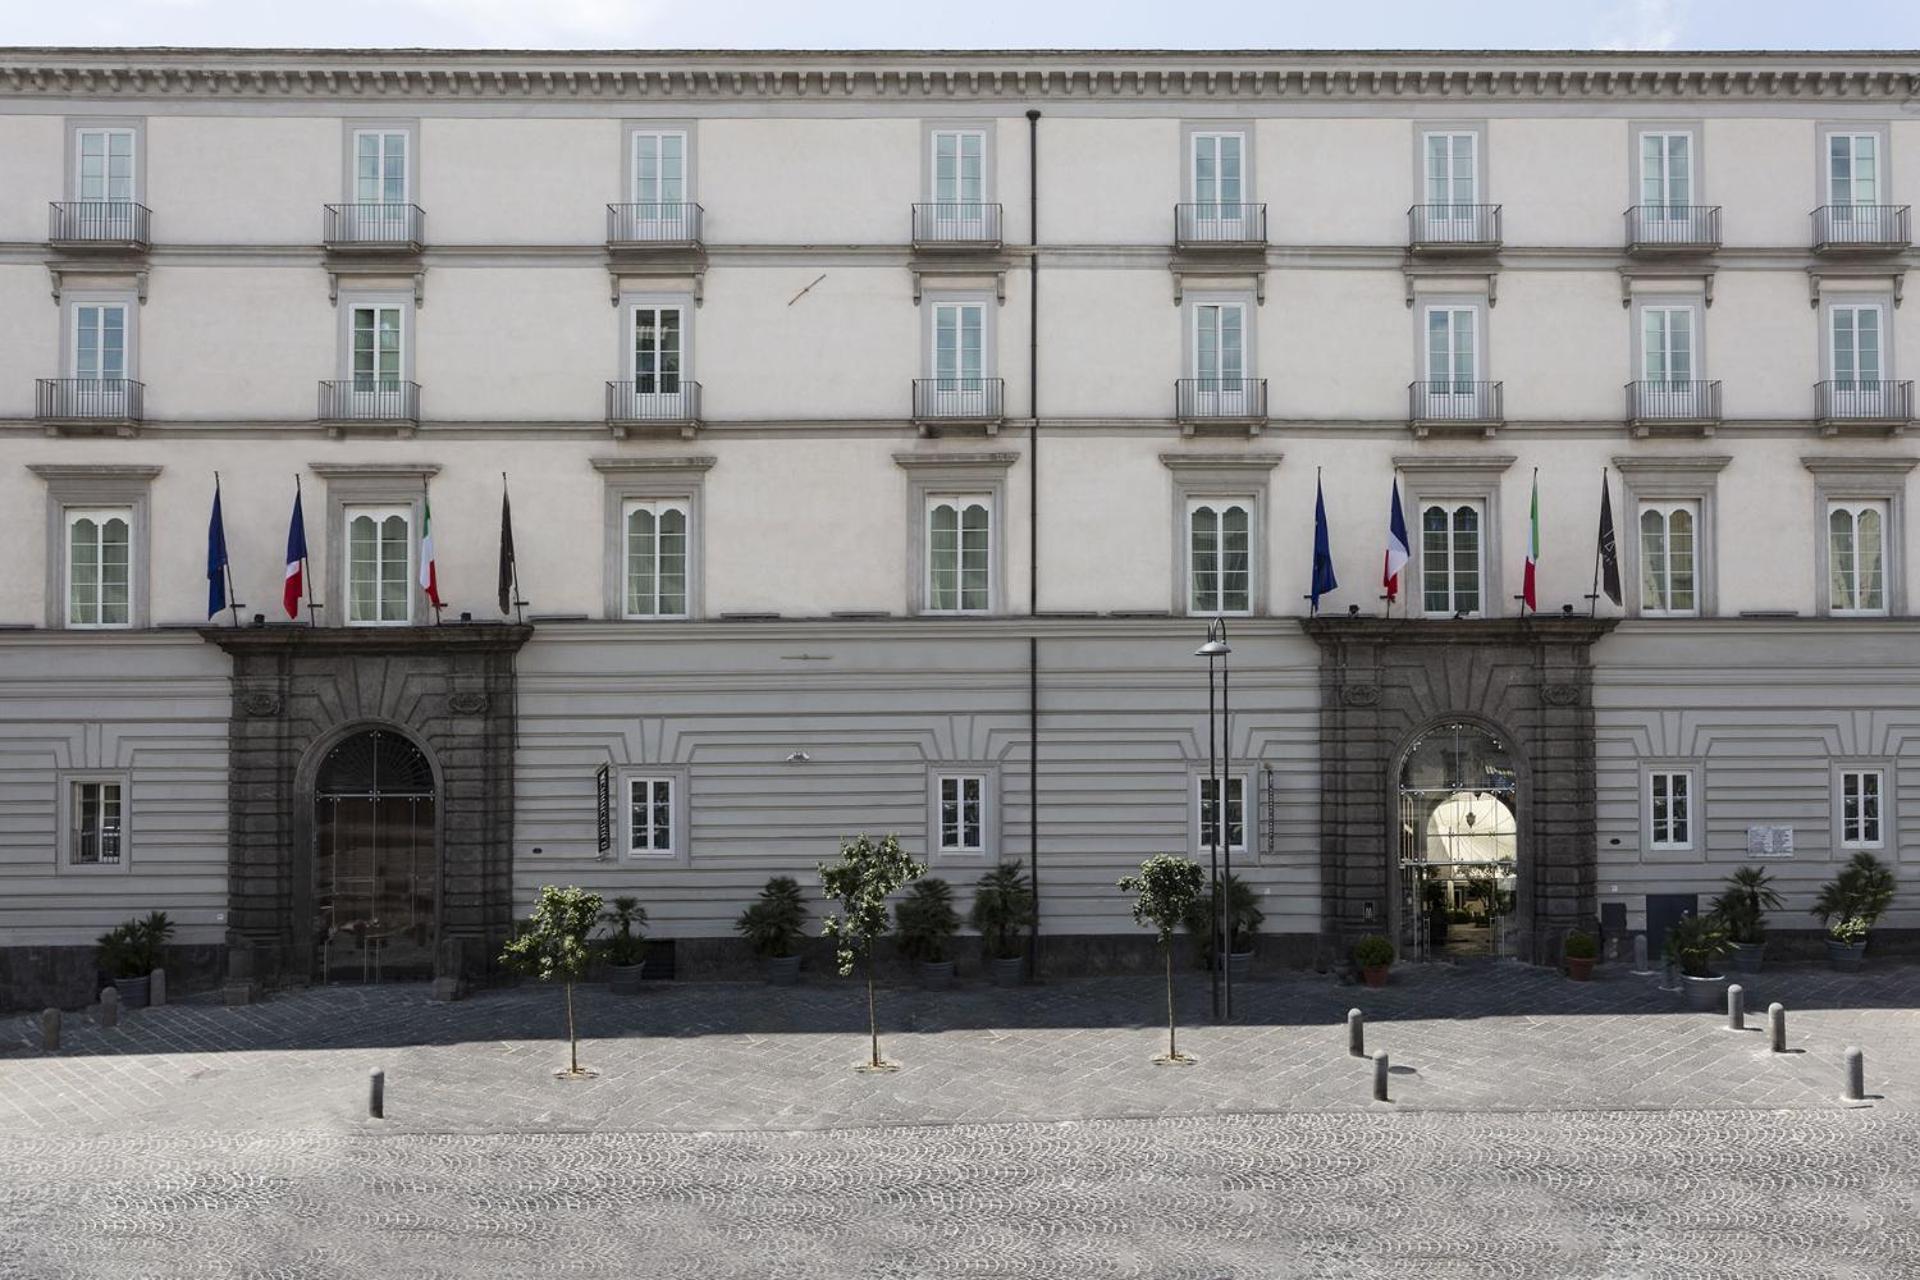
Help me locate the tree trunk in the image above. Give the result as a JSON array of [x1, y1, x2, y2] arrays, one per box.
[[1165, 942, 1178, 1060], [866, 954, 880, 1068], [565, 980, 578, 1075]]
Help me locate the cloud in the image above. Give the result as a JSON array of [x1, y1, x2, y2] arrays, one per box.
[[1597, 0, 1688, 51]]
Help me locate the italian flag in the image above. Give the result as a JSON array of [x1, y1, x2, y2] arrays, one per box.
[[1522, 471, 1540, 613], [420, 494, 445, 610]]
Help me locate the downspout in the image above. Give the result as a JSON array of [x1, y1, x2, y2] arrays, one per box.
[[1025, 108, 1042, 981]]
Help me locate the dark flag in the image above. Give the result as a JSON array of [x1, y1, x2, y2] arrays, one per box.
[[1310, 474, 1339, 616], [497, 478, 517, 617], [1597, 471, 1623, 606], [206, 478, 230, 620], [284, 485, 310, 619]]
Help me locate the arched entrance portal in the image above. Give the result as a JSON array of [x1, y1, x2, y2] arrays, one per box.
[[1397, 722, 1519, 961], [312, 728, 438, 983]]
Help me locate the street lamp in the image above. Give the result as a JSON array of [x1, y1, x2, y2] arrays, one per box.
[[1195, 618, 1232, 1022]]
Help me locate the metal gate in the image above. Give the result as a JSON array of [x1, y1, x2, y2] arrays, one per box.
[[312, 729, 437, 983], [1396, 722, 1519, 962]]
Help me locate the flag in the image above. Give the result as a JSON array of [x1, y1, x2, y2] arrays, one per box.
[[497, 480, 517, 617], [1522, 471, 1540, 613], [1310, 475, 1339, 616], [206, 480, 229, 619], [420, 493, 444, 610], [1597, 471, 1623, 606], [1382, 478, 1409, 605], [283, 487, 309, 619]]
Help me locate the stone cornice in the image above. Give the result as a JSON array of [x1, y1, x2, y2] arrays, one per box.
[[199, 622, 533, 656], [1, 48, 1916, 104]]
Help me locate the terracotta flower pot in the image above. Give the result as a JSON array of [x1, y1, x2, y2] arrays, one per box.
[[1566, 956, 1595, 982], [1361, 965, 1389, 989]]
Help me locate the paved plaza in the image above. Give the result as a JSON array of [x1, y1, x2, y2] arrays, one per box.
[[2, 961, 1918, 1277]]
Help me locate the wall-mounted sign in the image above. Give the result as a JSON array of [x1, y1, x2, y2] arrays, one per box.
[[1746, 825, 1793, 857], [596, 763, 611, 855]]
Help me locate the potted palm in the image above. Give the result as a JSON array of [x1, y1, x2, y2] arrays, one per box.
[[598, 896, 649, 994], [1666, 912, 1733, 1010], [1710, 866, 1783, 973], [1352, 934, 1394, 987], [1181, 873, 1265, 980], [969, 862, 1035, 986], [736, 876, 809, 984], [1812, 852, 1897, 972], [1563, 929, 1598, 981], [95, 911, 172, 1009], [894, 878, 960, 989]]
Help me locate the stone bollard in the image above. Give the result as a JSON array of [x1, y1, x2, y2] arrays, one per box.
[[369, 1069, 385, 1119], [39, 1008, 60, 1052], [1844, 1047, 1865, 1102], [1633, 934, 1649, 971], [1768, 1003, 1787, 1053], [1372, 1050, 1390, 1103], [150, 968, 167, 1008], [98, 987, 119, 1030], [1348, 1008, 1365, 1058], [1727, 984, 1744, 1031]]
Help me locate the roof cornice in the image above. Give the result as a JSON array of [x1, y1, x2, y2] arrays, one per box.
[[1, 48, 1916, 104]]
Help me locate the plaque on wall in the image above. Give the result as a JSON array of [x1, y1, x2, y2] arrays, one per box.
[[1745, 825, 1794, 857], [596, 763, 612, 855]]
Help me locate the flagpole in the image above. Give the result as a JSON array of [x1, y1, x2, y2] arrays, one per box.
[[504, 471, 525, 626], [297, 473, 319, 627], [1589, 466, 1605, 618], [1529, 466, 1538, 618], [424, 477, 443, 627], [216, 473, 243, 628]]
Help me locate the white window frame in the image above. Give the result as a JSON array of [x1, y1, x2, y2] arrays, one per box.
[[343, 503, 414, 627], [1421, 302, 1483, 408], [1826, 301, 1893, 418], [1638, 130, 1694, 209], [924, 493, 994, 615], [622, 300, 691, 415], [1422, 129, 1480, 206], [1194, 772, 1250, 856], [63, 505, 134, 630], [57, 772, 131, 875], [1826, 130, 1882, 207], [935, 773, 988, 855], [1186, 497, 1254, 618], [924, 298, 994, 416], [1636, 500, 1700, 618], [625, 775, 677, 858], [351, 127, 411, 205], [72, 125, 138, 203], [630, 129, 689, 206], [929, 127, 988, 205], [1839, 767, 1886, 850], [1190, 299, 1252, 415], [70, 302, 131, 382], [620, 497, 692, 620], [1647, 768, 1696, 853], [1827, 499, 1890, 617], [1419, 499, 1486, 619], [616, 766, 688, 863], [1638, 304, 1698, 387]]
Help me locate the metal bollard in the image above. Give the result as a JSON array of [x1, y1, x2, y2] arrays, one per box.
[[1768, 1003, 1786, 1053], [369, 1068, 385, 1119], [1372, 1050, 1390, 1102], [1348, 1008, 1365, 1058], [1632, 934, 1649, 972], [1727, 984, 1744, 1031], [39, 1008, 60, 1052], [98, 987, 119, 1030], [150, 968, 167, 1008], [1844, 1047, 1865, 1102]]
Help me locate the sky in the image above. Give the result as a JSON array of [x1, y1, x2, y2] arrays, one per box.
[[0, 0, 1916, 52]]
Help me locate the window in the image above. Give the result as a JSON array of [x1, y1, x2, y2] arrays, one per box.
[[1188, 500, 1251, 616], [931, 129, 986, 206], [1193, 301, 1249, 407], [627, 777, 675, 856], [930, 301, 986, 392], [1425, 305, 1479, 389], [1649, 770, 1693, 850], [1638, 502, 1698, 617], [622, 498, 689, 618], [631, 130, 687, 207], [936, 774, 986, 853], [345, 505, 412, 626], [1192, 131, 1244, 210], [1828, 501, 1888, 615], [1424, 131, 1478, 205], [70, 779, 124, 866], [75, 128, 136, 202], [926, 495, 991, 613], [1830, 305, 1888, 416], [350, 305, 403, 387], [1198, 775, 1246, 853], [65, 507, 132, 628], [1641, 306, 1695, 385], [1421, 502, 1483, 617], [630, 304, 685, 395], [1840, 769, 1884, 848], [1640, 132, 1693, 209], [72, 304, 128, 381], [1828, 132, 1880, 206], [354, 130, 408, 203]]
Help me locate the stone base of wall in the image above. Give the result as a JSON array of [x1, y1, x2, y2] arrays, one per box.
[[1614, 927, 1920, 965], [1, 944, 227, 1013]]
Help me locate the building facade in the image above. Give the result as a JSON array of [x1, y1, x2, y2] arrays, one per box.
[[2, 47, 1918, 1005]]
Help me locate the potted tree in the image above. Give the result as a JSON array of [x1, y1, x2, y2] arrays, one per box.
[[1711, 866, 1784, 973], [1118, 854, 1206, 1065], [1666, 912, 1733, 1010], [1352, 934, 1394, 988], [95, 911, 172, 1010], [736, 876, 809, 985], [499, 885, 604, 1079], [1563, 929, 1598, 981], [969, 862, 1035, 986], [1181, 873, 1265, 980], [894, 878, 960, 989], [1812, 851, 1897, 972], [819, 834, 926, 1072], [598, 896, 649, 995]]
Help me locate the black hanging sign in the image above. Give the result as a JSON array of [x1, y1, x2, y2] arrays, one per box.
[[596, 764, 612, 854]]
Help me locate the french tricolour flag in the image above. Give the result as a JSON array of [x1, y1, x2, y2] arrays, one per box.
[[284, 488, 309, 619], [1382, 478, 1410, 605]]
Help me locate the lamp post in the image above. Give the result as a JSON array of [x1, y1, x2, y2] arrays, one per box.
[[1196, 618, 1232, 1022]]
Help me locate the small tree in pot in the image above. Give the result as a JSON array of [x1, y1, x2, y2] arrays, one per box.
[[1118, 854, 1206, 1065], [598, 896, 650, 995], [499, 885, 604, 1079], [894, 878, 960, 990], [1812, 852, 1896, 972], [819, 834, 926, 1072], [1352, 934, 1394, 988], [1562, 929, 1598, 981], [95, 911, 172, 1009], [1665, 912, 1733, 1010], [1710, 866, 1783, 973], [969, 862, 1036, 986], [736, 876, 810, 984], [1180, 872, 1265, 978]]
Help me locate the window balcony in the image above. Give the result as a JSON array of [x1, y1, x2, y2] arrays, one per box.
[[323, 203, 425, 252], [912, 377, 1005, 433], [1408, 381, 1503, 436], [1175, 377, 1268, 432], [1625, 205, 1721, 253], [319, 379, 420, 430], [607, 202, 703, 249], [1626, 380, 1721, 434], [911, 202, 1003, 250], [1816, 379, 1913, 434], [36, 378, 143, 428], [1408, 204, 1501, 252], [1175, 203, 1268, 250], [48, 201, 150, 251], [606, 380, 702, 439], [1811, 204, 1910, 253]]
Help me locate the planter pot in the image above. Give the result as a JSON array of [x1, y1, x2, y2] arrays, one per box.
[[1226, 950, 1253, 982], [917, 960, 955, 991], [1726, 942, 1766, 974], [1360, 965, 1389, 989], [1827, 939, 1868, 973], [989, 955, 1025, 987], [763, 954, 802, 986], [607, 961, 646, 995], [1680, 972, 1727, 1011], [113, 973, 151, 1009], [1566, 956, 1595, 982]]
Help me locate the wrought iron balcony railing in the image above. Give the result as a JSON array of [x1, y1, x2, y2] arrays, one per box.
[[1626, 379, 1721, 425], [1175, 377, 1268, 422], [319, 379, 420, 423], [48, 201, 150, 248], [1816, 379, 1914, 424], [913, 376, 1005, 421], [1811, 204, 1910, 252], [911, 202, 1004, 248], [607, 202, 703, 247], [37, 378, 143, 423], [323, 203, 425, 249], [1409, 380, 1503, 425], [1409, 204, 1502, 249], [606, 380, 702, 426], [1175, 203, 1268, 248], [1625, 204, 1721, 252]]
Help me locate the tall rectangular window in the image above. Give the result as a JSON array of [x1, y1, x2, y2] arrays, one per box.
[[1425, 306, 1478, 389], [65, 507, 132, 628], [1192, 132, 1244, 208], [1829, 133, 1879, 206], [1831, 305, 1885, 388], [1841, 769, 1884, 848], [627, 777, 674, 856], [932, 302, 985, 386], [1649, 770, 1692, 849], [70, 780, 124, 866], [926, 496, 991, 613], [1424, 132, 1477, 204], [1640, 132, 1692, 209], [937, 775, 985, 853], [1195, 302, 1246, 384], [1638, 502, 1698, 617], [75, 128, 136, 202], [345, 505, 411, 626], [1641, 307, 1695, 385], [1188, 500, 1251, 616], [632, 131, 687, 206], [1421, 501, 1483, 617], [930, 129, 985, 205], [631, 305, 684, 395], [1829, 500, 1888, 615], [73, 304, 127, 381], [622, 498, 689, 618], [354, 130, 408, 203], [350, 305, 403, 387], [1198, 775, 1246, 853]]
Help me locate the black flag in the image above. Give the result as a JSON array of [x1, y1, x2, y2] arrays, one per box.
[[1597, 472, 1622, 606], [497, 479, 517, 617]]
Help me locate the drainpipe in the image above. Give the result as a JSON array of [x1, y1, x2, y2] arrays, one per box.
[[1025, 108, 1042, 981]]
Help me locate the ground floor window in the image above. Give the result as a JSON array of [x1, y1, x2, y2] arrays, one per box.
[[68, 778, 124, 866]]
